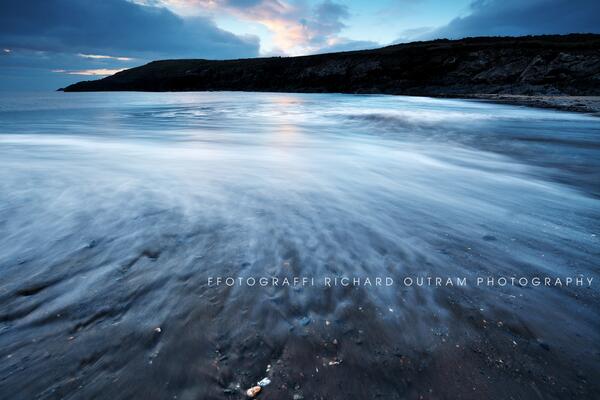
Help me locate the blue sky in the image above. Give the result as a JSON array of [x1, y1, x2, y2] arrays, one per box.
[[1, 0, 599, 90]]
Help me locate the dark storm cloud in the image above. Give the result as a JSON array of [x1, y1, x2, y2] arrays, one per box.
[[426, 0, 600, 39], [0, 0, 259, 59]]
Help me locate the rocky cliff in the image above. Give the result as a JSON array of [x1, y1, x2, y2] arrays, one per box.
[[62, 34, 600, 96]]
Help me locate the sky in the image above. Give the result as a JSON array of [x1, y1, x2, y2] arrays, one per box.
[[1, 0, 599, 90]]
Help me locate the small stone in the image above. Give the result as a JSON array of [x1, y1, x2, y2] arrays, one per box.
[[154, 327, 162, 333], [246, 386, 261, 397], [258, 377, 271, 387]]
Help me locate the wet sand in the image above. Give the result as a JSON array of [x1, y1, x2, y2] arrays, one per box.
[[2, 260, 598, 399], [461, 95, 600, 116]]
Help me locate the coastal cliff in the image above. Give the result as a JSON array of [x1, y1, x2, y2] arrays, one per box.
[[62, 34, 600, 98]]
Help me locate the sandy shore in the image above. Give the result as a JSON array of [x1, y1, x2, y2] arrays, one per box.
[[461, 95, 600, 116]]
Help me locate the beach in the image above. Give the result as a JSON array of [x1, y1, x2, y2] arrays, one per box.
[[0, 91, 598, 399]]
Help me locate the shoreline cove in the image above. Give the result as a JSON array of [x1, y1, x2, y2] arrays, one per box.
[[207, 275, 595, 288]]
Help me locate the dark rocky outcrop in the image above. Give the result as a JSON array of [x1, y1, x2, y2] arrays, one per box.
[[62, 34, 600, 96]]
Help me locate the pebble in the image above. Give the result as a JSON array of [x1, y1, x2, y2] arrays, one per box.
[[258, 377, 271, 387], [246, 386, 261, 397], [154, 327, 162, 333]]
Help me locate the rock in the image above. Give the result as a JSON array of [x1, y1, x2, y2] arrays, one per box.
[[154, 327, 162, 333], [258, 377, 271, 387], [519, 55, 548, 83], [246, 386, 261, 397], [472, 60, 529, 83]]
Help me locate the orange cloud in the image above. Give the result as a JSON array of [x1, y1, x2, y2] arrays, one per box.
[[147, 0, 350, 55]]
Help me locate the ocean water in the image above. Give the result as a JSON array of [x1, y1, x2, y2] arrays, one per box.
[[0, 92, 598, 399]]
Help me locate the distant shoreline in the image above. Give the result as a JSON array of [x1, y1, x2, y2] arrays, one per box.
[[57, 88, 600, 115], [457, 94, 600, 115]]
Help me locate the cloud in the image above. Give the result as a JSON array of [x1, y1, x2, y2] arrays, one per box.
[[308, 1, 350, 47], [0, 0, 260, 89], [0, 0, 259, 60], [315, 39, 379, 54], [158, 0, 358, 54], [52, 68, 127, 76], [0, 48, 138, 89], [78, 54, 134, 61], [395, 27, 435, 43], [424, 0, 600, 40]]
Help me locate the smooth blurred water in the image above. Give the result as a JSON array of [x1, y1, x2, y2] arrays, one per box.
[[0, 92, 598, 399], [1, 92, 598, 276]]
